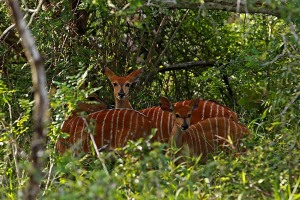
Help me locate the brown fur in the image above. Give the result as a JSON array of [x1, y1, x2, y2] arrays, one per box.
[[105, 67, 143, 109], [56, 109, 153, 155]]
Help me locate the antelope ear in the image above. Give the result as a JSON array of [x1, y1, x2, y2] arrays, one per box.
[[159, 96, 173, 112], [189, 98, 200, 111], [104, 67, 115, 80], [128, 68, 144, 83]]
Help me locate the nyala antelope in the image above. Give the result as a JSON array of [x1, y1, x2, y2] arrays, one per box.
[[140, 98, 238, 143], [159, 96, 250, 164]]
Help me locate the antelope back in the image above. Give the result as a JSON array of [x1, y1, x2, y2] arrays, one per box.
[[75, 95, 110, 114], [64, 93, 110, 115], [183, 117, 250, 160], [57, 96, 110, 154], [139, 107, 173, 143], [57, 116, 88, 154], [175, 99, 238, 124], [75, 101, 109, 114], [57, 109, 153, 154], [105, 67, 143, 109], [89, 109, 152, 150]]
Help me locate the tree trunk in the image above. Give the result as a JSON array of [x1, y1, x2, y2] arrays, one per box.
[[6, 0, 49, 199]]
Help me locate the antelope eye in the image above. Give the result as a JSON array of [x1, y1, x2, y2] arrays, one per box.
[[175, 114, 180, 118], [113, 83, 118, 86], [125, 83, 130, 87]]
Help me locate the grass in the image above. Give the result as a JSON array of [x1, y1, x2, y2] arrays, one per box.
[[1, 122, 299, 200]]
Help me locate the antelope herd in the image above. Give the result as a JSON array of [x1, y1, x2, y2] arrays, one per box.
[[56, 67, 250, 163]]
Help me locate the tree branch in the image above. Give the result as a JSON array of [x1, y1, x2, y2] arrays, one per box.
[[158, 60, 215, 72], [154, 9, 190, 68], [146, 16, 168, 64], [149, 0, 281, 17], [6, 0, 49, 199]]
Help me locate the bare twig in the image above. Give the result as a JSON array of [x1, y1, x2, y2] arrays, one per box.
[[0, 24, 16, 40], [290, 23, 300, 46], [41, 157, 54, 197], [89, 133, 109, 176], [26, 0, 43, 28], [280, 91, 300, 118], [1, 0, 43, 40], [158, 60, 215, 72], [6, 0, 49, 199], [289, 176, 300, 200], [142, 11, 192, 84], [6, 101, 22, 186], [143, 59, 215, 87], [146, 16, 168, 64], [154, 9, 190, 68], [82, 118, 110, 176], [262, 34, 288, 67]]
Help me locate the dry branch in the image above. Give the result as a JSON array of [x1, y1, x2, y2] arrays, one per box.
[[6, 0, 49, 199], [154, 9, 190, 68], [150, 0, 281, 17], [158, 60, 216, 72]]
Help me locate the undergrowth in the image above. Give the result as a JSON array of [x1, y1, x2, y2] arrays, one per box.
[[2, 123, 299, 199]]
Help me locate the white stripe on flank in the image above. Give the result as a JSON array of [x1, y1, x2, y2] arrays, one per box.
[[158, 108, 164, 140], [191, 126, 198, 154], [68, 118, 74, 143], [216, 118, 220, 151], [227, 119, 231, 139], [186, 128, 193, 154], [188, 129, 196, 154], [206, 118, 214, 148], [71, 118, 79, 149], [141, 112, 144, 137], [142, 109, 149, 116], [167, 112, 172, 138], [100, 110, 110, 148], [135, 111, 139, 137], [209, 102, 214, 117], [62, 119, 70, 131], [114, 110, 121, 147], [216, 104, 220, 117], [80, 118, 85, 150], [110, 110, 116, 147], [222, 106, 225, 117], [124, 110, 134, 146], [233, 120, 238, 138], [199, 122, 209, 155], [118, 109, 127, 146], [73, 118, 80, 144], [154, 107, 159, 124], [223, 118, 227, 149], [65, 118, 74, 142], [202, 101, 208, 120]]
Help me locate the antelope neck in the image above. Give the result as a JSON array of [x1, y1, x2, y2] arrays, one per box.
[[115, 98, 132, 109], [169, 124, 184, 149]]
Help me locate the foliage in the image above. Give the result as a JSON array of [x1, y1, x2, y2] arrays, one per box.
[[0, 0, 299, 199]]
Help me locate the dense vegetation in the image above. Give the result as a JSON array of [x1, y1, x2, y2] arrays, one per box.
[[0, 0, 299, 199]]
